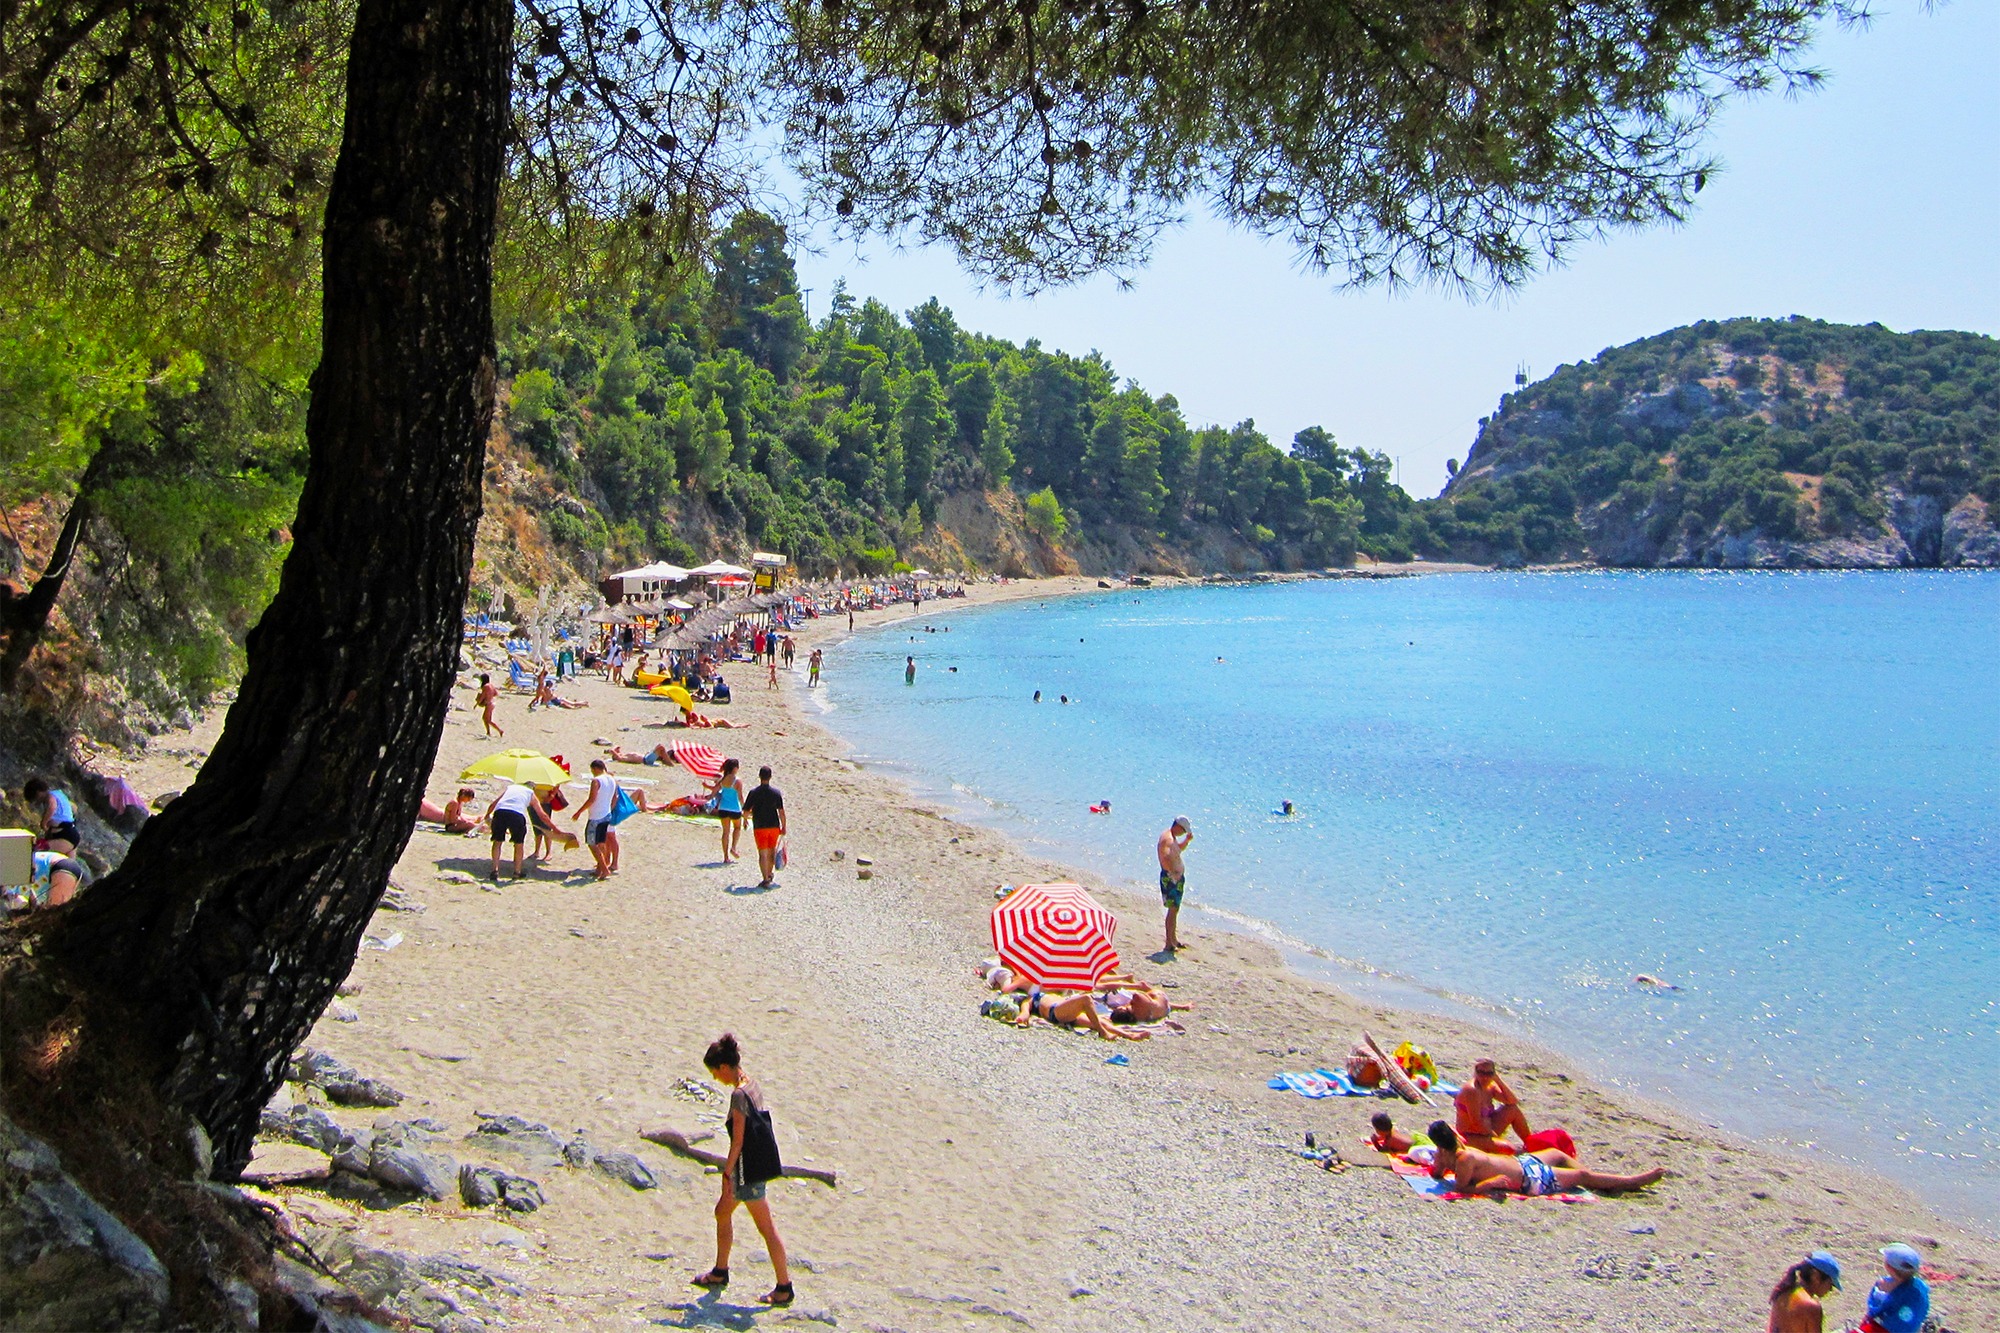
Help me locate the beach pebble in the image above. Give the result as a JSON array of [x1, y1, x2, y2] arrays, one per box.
[[466, 1114, 567, 1169], [368, 1121, 459, 1200], [241, 1143, 333, 1186], [591, 1150, 658, 1190], [1628, 1223, 1657, 1234], [327, 1002, 361, 1023]]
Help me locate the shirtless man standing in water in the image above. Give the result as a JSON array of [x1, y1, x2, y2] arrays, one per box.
[[1156, 817, 1192, 953]]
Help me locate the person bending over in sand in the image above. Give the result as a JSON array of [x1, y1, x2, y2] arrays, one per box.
[[1016, 989, 1150, 1042], [483, 782, 549, 881], [1454, 1057, 1535, 1153], [1425, 1122, 1665, 1198], [1156, 817, 1192, 953], [691, 1034, 794, 1308], [1768, 1252, 1844, 1332]]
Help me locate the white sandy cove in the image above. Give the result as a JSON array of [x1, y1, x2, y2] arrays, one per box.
[[153, 576, 1994, 1330]]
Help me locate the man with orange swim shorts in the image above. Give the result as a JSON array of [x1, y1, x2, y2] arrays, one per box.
[[745, 765, 787, 890]]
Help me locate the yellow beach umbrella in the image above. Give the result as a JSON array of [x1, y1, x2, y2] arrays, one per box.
[[650, 683, 695, 710], [461, 750, 570, 787]]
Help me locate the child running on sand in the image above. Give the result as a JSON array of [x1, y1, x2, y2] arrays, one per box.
[[475, 674, 503, 737], [691, 1034, 794, 1307]]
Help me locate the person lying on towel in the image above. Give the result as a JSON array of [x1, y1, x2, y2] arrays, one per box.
[[1425, 1122, 1665, 1198]]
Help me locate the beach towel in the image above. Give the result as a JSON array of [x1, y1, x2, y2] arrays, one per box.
[[1390, 1156, 1593, 1203]]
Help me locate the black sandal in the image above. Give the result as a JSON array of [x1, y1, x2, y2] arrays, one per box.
[[691, 1268, 729, 1289], [763, 1282, 794, 1307]]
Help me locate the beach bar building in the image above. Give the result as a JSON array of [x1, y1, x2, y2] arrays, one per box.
[[600, 560, 690, 605], [751, 551, 791, 591]]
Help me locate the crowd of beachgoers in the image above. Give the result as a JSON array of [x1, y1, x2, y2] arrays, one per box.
[[2, 569, 1984, 1331]]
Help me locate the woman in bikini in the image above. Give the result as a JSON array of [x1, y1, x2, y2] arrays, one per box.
[[707, 758, 745, 863], [1014, 988, 1150, 1042], [475, 674, 503, 737]]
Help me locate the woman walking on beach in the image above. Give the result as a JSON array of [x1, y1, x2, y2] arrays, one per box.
[[475, 674, 503, 738], [691, 1034, 794, 1307], [708, 758, 746, 864]]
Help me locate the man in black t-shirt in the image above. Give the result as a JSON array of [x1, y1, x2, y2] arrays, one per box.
[[745, 766, 786, 889]]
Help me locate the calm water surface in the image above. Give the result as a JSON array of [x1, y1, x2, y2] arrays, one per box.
[[813, 572, 1998, 1231]]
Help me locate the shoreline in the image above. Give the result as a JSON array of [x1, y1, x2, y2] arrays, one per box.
[[800, 575, 1998, 1236], [104, 573, 1999, 1331]]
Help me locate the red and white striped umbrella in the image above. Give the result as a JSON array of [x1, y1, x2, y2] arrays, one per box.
[[990, 883, 1120, 989], [669, 741, 724, 781]]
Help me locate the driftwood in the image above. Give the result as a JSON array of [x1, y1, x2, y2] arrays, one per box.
[[640, 1125, 839, 1187]]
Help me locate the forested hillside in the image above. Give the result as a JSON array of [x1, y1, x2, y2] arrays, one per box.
[[2, 209, 1423, 735], [1418, 317, 2000, 567], [493, 211, 1420, 583]]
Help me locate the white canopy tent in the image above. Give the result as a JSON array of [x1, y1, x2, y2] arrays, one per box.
[[605, 560, 692, 601], [688, 560, 751, 577]]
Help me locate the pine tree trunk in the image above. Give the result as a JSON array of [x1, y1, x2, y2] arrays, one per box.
[[0, 440, 109, 690], [42, 0, 509, 1174]]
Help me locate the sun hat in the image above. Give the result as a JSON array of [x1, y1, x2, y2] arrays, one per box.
[[1882, 1243, 1922, 1274], [1805, 1251, 1844, 1288]]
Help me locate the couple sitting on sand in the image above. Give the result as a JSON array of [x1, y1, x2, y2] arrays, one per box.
[[979, 962, 1178, 1041]]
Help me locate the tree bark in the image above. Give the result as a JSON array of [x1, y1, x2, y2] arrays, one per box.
[[0, 440, 110, 691], [42, 0, 510, 1174]]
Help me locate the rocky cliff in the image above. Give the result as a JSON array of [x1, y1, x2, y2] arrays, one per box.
[[1422, 317, 2000, 569]]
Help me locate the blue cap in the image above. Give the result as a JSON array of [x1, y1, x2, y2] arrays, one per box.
[[1806, 1251, 1844, 1288], [1882, 1243, 1922, 1273]]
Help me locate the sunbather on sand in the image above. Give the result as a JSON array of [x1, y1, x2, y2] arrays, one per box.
[[1454, 1057, 1535, 1153], [417, 787, 481, 833], [1366, 1111, 1433, 1156], [681, 706, 744, 729], [977, 961, 1031, 996], [1426, 1122, 1665, 1197], [1093, 975, 1182, 1023], [608, 743, 679, 765], [1016, 989, 1150, 1042]]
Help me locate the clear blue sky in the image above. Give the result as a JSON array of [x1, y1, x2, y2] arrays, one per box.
[[791, 3, 1998, 498]]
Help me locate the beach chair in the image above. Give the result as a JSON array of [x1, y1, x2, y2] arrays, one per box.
[[507, 658, 535, 692]]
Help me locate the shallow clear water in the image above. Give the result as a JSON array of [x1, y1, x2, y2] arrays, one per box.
[[814, 572, 1999, 1231]]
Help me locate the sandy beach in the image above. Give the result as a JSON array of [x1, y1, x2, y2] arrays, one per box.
[[121, 574, 1998, 1331]]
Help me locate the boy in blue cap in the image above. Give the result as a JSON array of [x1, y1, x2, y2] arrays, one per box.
[[1858, 1244, 1930, 1333], [1768, 1252, 1841, 1333]]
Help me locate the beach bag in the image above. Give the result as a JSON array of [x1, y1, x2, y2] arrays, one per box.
[[737, 1106, 783, 1186], [606, 783, 640, 826], [774, 841, 788, 871]]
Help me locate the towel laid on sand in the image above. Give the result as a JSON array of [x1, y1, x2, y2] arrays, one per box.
[[1268, 1068, 1462, 1100], [1390, 1156, 1593, 1203]]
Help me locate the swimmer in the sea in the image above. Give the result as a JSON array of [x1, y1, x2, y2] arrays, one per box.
[[1634, 974, 1681, 990]]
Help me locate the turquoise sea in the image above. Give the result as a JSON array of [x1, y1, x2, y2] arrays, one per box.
[[812, 572, 1998, 1231]]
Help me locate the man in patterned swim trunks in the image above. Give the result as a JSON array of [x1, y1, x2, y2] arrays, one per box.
[[1425, 1122, 1668, 1198], [1156, 817, 1193, 953]]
